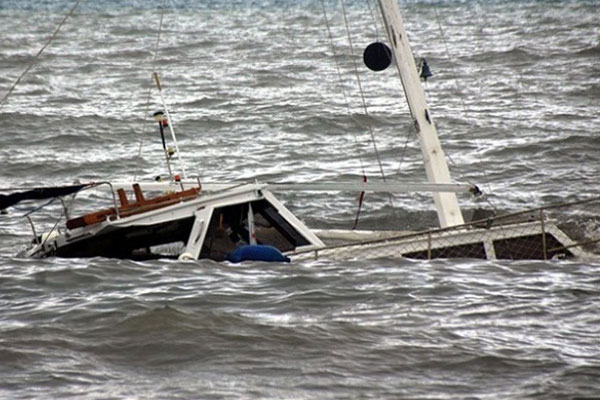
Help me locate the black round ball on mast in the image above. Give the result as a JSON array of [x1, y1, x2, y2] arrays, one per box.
[[363, 42, 392, 72]]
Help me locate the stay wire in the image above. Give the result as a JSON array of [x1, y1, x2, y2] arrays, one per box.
[[367, 0, 414, 182], [0, 0, 85, 111], [339, 0, 388, 185], [364, 0, 380, 40], [432, 5, 495, 207], [133, 0, 168, 182], [395, 121, 416, 178], [320, 0, 366, 178], [20, 197, 58, 218]]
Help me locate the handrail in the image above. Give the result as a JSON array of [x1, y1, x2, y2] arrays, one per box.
[[101, 181, 120, 219], [26, 216, 40, 245], [83, 181, 121, 219], [292, 195, 600, 255]]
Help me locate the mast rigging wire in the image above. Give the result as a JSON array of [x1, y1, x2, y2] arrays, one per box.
[[0, 0, 85, 111], [339, 0, 388, 185], [341, 0, 398, 220], [321, 0, 372, 229], [321, 0, 397, 226], [364, 0, 380, 40], [394, 121, 417, 179], [319, 0, 367, 178], [133, 0, 169, 181], [431, 4, 495, 208]]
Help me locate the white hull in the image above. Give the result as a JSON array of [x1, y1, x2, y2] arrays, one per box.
[[24, 183, 324, 261]]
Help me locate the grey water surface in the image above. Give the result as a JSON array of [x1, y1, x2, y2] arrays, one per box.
[[1, 0, 599, 398]]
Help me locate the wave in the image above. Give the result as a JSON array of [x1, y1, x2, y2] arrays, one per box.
[[575, 43, 600, 57], [463, 46, 542, 63]]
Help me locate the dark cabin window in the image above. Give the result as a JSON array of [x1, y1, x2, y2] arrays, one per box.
[[403, 242, 487, 259], [493, 234, 573, 260], [200, 200, 310, 261]]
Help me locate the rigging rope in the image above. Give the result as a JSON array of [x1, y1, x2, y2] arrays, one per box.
[[364, 0, 380, 40], [365, 0, 415, 186], [319, 0, 367, 178], [321, 0, 397, 227], [321, 0, 376, 229], [321, 0, 373, 229], [133, 0, 168, 181], [431, 5, 495, 208], [339, 0, 388, 184], [394, 121, 416, 178], [0, 0, 84, 111]]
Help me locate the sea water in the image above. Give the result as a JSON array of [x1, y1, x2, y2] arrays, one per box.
[[1, 0, 599, 398]]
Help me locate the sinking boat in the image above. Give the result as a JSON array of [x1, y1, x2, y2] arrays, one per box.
[[3, 0, 599, 262], [16, 181, 323, 261]]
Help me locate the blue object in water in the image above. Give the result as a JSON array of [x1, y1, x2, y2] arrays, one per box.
[[227, 245, 291, 263]]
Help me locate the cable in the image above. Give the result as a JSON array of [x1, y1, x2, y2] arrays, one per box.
[[320, 0, 367, 177], [0, 0, 84, 111], [364, 0, 380, 40], [432, 4, 495, 206], [133, 0, 168, 182], [394, 121, 416, 179], [340, 0, 388, 184]]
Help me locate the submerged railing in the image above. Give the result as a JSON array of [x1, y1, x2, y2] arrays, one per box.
[[25, 181, 120, 246], [293, 196, 600, 261]]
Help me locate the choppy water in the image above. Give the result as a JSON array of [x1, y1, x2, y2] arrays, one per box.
[[1, 0, 599, 398]]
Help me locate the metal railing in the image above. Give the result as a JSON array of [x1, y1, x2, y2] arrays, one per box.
[[293, 196, 600, 261]]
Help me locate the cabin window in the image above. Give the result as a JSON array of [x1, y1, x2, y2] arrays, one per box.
[[199, 200, 310, 261], [403, 242, 487, 259], [493, 234, 572, 260]]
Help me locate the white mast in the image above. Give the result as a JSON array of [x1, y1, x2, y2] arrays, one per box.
[[153, 72, 188, 180], [378, 0, 464, 228]]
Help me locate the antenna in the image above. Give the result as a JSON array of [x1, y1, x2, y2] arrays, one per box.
[[152, 72, 188, 180], [152, 110, 174, 180]]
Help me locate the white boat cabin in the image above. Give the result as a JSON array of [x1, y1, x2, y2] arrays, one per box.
[[24, 183, 324, 261]]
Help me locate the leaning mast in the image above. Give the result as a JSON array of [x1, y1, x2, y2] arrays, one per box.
[[378, 0, 465, 228]]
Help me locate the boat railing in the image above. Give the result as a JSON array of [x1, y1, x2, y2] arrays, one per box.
[[24, 182, 119, 245], [294, 196, 600, 261], [64, 181, 203, 230], [94, 181, 121, 219], [67, 181, 121, 219]]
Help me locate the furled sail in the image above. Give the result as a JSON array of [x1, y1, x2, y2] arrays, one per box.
[[0, 184, 89, 210]]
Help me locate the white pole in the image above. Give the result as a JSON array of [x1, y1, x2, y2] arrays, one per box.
[[107, 180, 478, 194], [247, 203, 257, 245], [153, 72, 188, 180], [378, 0, 465, 228]]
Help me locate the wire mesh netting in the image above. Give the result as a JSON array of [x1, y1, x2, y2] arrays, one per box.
[[293, 197, 600, 261]]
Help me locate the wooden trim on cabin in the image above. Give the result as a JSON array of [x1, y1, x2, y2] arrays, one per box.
[[66, 185, 200, 230]]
